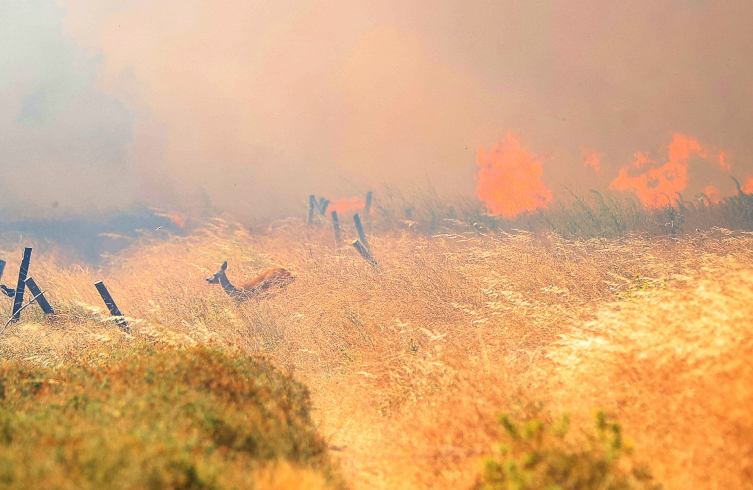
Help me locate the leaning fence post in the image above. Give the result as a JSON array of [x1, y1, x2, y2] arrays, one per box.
[[353, 213, 370, 251], [308, 195, 316, 226], [11, 248, 32, 321], [94, 281, 130, 333], [331, 210, 342, 247], [0, 260, 5, 283], [24, 277, 54, 315], [316, 197, 330, 216], [352, 240, 377, 265]]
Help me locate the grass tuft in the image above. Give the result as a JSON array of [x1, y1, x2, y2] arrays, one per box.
[[0, 345, 345, 489], [476, 405, 660, 490]]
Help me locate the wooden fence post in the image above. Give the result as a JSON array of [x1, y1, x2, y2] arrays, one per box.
[[24, 277, 54, 315], [11, 248, 32, 321], [308, 195, 316, 226], [94, 281, 130, 333], [353, 214, 370, 251], [352, 240, 377, 265], [364, 191, 373, 218], [331, 210, 342, 247], [405, 208, 413, 220], [0, 260, 5, 283]]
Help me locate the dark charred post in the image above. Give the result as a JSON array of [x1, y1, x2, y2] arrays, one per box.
[[320, 199, 330, 215], [11, 248, 32, 321], [331, 210, 342, 247], [429, 210, 438, 232], [94, 281, 130, 333], [364, 191, 373, 221], [0, 260, 11, 299], [405, 208, 413, 220], [308, 195, 316, 226], [24, 277, 54, 315], [353, 213, 370, 251], [352, 240, 377, 265], [447, 206, 457, 219]]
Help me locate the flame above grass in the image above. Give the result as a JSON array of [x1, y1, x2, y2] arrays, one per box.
[[167, 214, 185, 227], [610, 133, 727, 208], [476, 133, 553, 218], [703, 185, 721, 203], [328, 197, 367, 214], [581, 147, 603, 174], [742, 176, 753, 194]]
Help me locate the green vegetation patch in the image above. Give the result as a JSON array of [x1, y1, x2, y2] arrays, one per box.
[[0, 346, 343, 489], [475, 405, 661, 490]]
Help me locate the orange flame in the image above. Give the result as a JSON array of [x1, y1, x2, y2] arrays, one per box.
[[610, 133, 725, 208], [703, 185, 721, 203], [154, 211, 186, 228], [718, 151, 731, 170], [167, 214, 185, 227], [581, 147, 602, 174], [742, 176, 753, 194], [476, 133, 553, 218], [632, 152, 651, 169], [328, 197, 366, 214]]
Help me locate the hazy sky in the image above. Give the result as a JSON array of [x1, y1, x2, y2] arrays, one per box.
[[1, 0, 751, 218]]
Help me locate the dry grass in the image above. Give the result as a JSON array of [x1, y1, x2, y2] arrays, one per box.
[[0, 216, 751, 488], [540, 260, 753, 488]]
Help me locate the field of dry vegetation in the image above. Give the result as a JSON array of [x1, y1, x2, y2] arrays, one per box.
[[0, 198, 752, 488]]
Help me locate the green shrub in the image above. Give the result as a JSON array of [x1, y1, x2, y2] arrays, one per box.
[[0, 346, 344, 489], [474, 406, 660, 490]]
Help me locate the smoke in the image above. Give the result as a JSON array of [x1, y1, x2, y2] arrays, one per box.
[[3, 0, 751, 220], [0, 1, 141, 218]]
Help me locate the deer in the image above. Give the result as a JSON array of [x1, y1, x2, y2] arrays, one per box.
[[206, 261, 295, 302]]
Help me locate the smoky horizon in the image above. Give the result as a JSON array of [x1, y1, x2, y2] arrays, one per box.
[[1, 0, 751, 222]]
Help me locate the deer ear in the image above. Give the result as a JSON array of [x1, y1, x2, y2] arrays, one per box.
[[221, 261, 228, 271]]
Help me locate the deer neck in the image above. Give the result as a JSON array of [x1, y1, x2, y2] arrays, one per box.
[[218, 272, 244, 300]]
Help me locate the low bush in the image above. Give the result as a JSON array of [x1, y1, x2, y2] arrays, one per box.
[[475, 405, 660, 490], [0, 346, 344, 489]]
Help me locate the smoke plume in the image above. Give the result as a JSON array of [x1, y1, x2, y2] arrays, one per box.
[[1, 0, 750, 220]]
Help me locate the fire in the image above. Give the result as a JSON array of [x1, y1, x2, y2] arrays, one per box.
[[718, 151, 731, 170], [581, 147, 602, 174], [743, 176, 753, 194], [703, 185, 721, 203], [476, 133, 553, 218], [153, 210, 186, 228], [610, 133, 725, 208], [328, 197, 367, 214], [167, 214, 185, 227]]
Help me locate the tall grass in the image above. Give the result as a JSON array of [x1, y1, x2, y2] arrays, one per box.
[[540, 262, 753, 489], [363, 182, 753, 238], [0, 188, 751, 488]]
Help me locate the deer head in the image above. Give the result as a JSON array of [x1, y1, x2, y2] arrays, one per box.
[[206, 261, 228, 284]]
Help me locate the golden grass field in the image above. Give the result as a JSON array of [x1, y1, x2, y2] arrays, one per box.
[[0, 214, 751, 489]]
